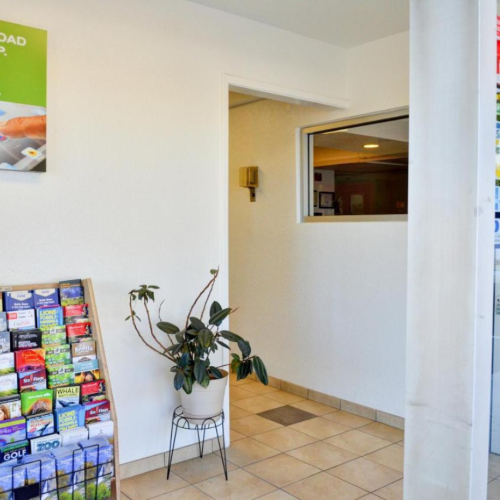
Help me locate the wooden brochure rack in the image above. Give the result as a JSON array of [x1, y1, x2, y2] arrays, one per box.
[[0, 278, 121, 499]]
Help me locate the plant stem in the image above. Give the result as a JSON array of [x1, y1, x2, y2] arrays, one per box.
[[157, 300, 174, 346], [129, 297, 176, 362], [144, 299, 171, 350], [185, 270, 219, 329], [200, 267, 219, 320]]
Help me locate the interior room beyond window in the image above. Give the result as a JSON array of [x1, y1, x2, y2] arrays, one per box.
[[308, 116, 409, 217]]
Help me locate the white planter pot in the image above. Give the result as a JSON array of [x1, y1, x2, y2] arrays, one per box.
[[180, 370, 228, 423]]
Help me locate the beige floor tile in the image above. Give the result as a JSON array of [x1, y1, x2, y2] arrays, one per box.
[[231, 430, 246, 442], [256, 491, 298, 500], [242, 381, 280, 395], [195, 468, 276, 500], [290, 400, 337, 416], [253, 427, 318, 452], [231, 415, 283, 436], [264, 390, 305, 405], [287, 441, 358, 470], [170, 453, 237, 484], [290, 417, 351, 439], [374, 479, 403, 500], [231, 405, 253, 420], [244, 454, 320, 488], [490, 453, 500, 479], [231, 387, 256, 402], [220, 437, 281, 467], [325, 430, 392, 456], [153, 485, 213, 500], [359, 495, 383, 500], [328, 457, 403, 492], [232, 396, 285, 414], [323, 411, 374, 429], [365, 445, 404, 473], [284, 471, 367, 500], [358, 423, 404, 444], [121, 469, 189, 500], [488, 479, 500, 500]]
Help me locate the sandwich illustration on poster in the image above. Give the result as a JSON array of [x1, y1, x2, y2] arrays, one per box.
[[0, 20, 47, 172]]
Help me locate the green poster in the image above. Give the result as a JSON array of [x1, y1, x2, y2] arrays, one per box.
[[0, 20, 47, 172]]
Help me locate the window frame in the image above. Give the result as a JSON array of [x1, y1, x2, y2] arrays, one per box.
[[298, 108, 410, 223]]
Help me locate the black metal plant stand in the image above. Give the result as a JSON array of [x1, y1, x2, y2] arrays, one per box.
[[167, 405, 229, 481]]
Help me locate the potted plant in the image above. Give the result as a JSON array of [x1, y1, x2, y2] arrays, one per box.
[[126, 269, 268, 421]]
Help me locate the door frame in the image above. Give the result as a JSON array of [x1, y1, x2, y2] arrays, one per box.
[[220, 74, 348, 309], [220, 74, 347, 442]]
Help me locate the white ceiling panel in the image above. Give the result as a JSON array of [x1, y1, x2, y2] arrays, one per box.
[[187, 0, 409, 48]]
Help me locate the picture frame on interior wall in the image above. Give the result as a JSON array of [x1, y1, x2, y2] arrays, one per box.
[[319, 191, 335, 209], [314, 190, 318, 207]]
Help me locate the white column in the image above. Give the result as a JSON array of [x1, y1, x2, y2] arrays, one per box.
[[405, 1, 496, 499]]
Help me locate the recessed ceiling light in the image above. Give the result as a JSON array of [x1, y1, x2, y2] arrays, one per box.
[[363, 144, 380, 149]]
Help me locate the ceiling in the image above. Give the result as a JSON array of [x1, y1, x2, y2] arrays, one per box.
[[314, 117, 408, 172], [229, 92, 265, 109], [187, 0, 409, 48]]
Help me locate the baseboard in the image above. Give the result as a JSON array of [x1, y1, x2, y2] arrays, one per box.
[[260, 374, 405, 430], [120, 438, 218, 480]]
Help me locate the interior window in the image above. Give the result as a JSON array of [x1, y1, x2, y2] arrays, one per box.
[[307, 115, 409, 217]]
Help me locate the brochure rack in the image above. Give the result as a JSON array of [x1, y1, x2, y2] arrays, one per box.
[[0, 279, 120, 499]]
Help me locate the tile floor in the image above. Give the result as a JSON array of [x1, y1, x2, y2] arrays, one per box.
[[121, 374, 500, 499]]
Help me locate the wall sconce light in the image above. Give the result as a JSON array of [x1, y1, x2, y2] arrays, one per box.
[[240, 166, 259, 202]]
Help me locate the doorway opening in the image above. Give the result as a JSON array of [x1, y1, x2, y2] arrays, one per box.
[[226, 85, 406, 496]]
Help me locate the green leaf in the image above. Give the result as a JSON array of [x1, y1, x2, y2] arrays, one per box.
[[237, 339, 251, 359], [236, 359, 252, 381], [210, 301, 222, 318], [252, 356, 268, 385], [194, 360, 207, 383], [209, 308, 232, 327], [198, 329, 214, 349], [183, 376, 194, 394], [220, 330, 243, 343], [125, 316, 131, 321], [231, 353, 240, 361], [209, 366, 224, 379], [210, 269, 217, 275], [230, 357, 240, 374], [200, 374, 210, 388], [149, 285, 160, 289], [170, 344, 183, 355], [174, 371, 185, 391], [216, 340, 230, 349], [190, 317, 206, 331], [157, 322, 180, 334], [178, 352, 190, 368], [175, 333, 185, 344]]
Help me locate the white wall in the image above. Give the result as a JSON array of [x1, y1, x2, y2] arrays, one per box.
[[0, 0, 348, 464], [229, 32, 409, 417]]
